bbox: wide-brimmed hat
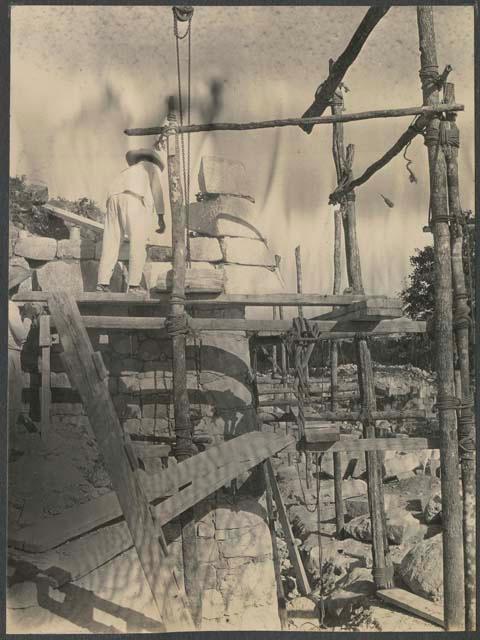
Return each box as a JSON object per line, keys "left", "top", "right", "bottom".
{"left": 9, "top": 264, "right": 32, "bottom": 291}
{"left": 126, "top": 147, "right": 165, "bottom": 170}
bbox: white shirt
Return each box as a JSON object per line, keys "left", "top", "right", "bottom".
{"left": 8, "top": 301, "right": 31, "bottom": 351}
{"left": 107, "top": 160, "right": 165, "bottom": 216}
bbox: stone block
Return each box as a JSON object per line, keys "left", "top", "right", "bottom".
{"left": 145, "top": 261, "right": 224, "bottom": 292}
{"left": 198, "top": 156, "right": 252, "bottom": 199}
{"left": 217, "top": 562, "right": 275, "bottom": 613}
{"left": 57, "top": 238, "right": 95, "bottom": 260}
{"left": 202, "top": 589, "right": 224, "bottom": 620}
{"left": 196, "top": 536, "right": 220, "bottom": 564}
{"left": 218, "top": 523, "right": 272, "bottom": 558}
{"left": 189, "top": 236, "right": 223, "bottom": 262}
{"left": 15, "top": 235, "right": 57, "bottom": 261}
{"left": 223, "top": 264, "right": 284, "bottom": 295}
{"left": 215, "top": 500, "right": 267, "bottom": 530}
{"left": 221, "top": 237, "right": 276, "bottom": 267}
{"left": 197, "top": 522, "right": 215, "bottom": 538}
{"left": 188, "top": 196, "right": 261, "bottom": 239}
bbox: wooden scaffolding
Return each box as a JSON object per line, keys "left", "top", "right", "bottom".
{"left": 13, "top": 4, "right": 474, "bottom": 633}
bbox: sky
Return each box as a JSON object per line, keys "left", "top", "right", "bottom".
{"left": 10, "top": 5, "right": 475, "bottom": 301}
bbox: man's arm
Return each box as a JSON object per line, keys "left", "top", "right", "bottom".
{"left": 8, "top": 301, "right": 31, "bottom": 346}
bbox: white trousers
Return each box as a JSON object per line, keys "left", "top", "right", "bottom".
{"left": 97, "top": 192, "right": 149, "bottom": 287}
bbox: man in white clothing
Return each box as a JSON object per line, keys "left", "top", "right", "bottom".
{"left": 97, "top": 140, "right": 167, "bottom": 294}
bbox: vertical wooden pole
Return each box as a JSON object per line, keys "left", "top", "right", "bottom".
{"left": 295, "top": 245, "right": 304, "bottom": 320}
{"left": 272, "top": 306, "right": 278, "bottom": 378}
{"left": 443, "top": 82, "right": 475, "bottom": 630}
{"left": 330, "top": 77, "right": 346, "bottom": 538}
{"left": 263, "top": 461, "right": 288, "bottom": 629}
{"left": 417, "top": 8, "right": 465, "bottom": 630}
{"left": 330, "top": 76, "right": 389, "bottom": 582}
{"left": 39, "top": 314, "right": 51, "bottom": 441}
{"left": 356, "top": 338, "right": 393, "bottom": 589}
{"left": 166, "top": 98, "right": 201, "bottom": 627}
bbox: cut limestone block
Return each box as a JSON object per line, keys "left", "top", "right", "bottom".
{"left": 188, "top": 196, "right": 262, "bottom": 239}
{"left": 223, "top": 264, "right": 285, "bottom": 295}
{"left": 198, "top": 156, "right": 253, "bottom": 200}
{"left": 145, "top": 261, "right": 224, "bottom": 292}
{"left": 57, "top": 238, "right": 95, "bottom": 260}
{"left": 15, "top": 235, "right": 57, "bottom": 261}
{"left": 189, "top": 236, "right": 223, "bottom": 262}
{"left": 36, "top": 261, "right": 86, "bottom": 293}
{"left": 36, "top": 259, "right": 123, "bottom": 293}
{"left": 221, "top": 237, "right": 276, "bottom": 267}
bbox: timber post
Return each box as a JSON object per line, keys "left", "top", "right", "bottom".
{"left": 166, "top": 97, "right": 201, "bottom": 627}
{"left": 330, "top": 74, "right": 345, "bottom": 537}
{"left": 444, "top": 81, "right": 475, "bottom": 630}
{"left": 356, "top": 338, "right": 393, "bottom": 589}
{"left": 417, "top": 7, "right": 465, "bottom": 630}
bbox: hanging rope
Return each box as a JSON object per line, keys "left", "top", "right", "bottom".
{"left": 173, "top": 6, "right": 193, "bottom": 265}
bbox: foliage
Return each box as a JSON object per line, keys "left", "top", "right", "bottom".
{"left": 400, "top": 246, "right": 435, "bottom": 321}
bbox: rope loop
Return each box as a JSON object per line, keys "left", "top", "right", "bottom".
{"left": 165, "top": 312, "right": 190, "bottom": 337}
{"left": 434, "top": 395, "right": 461, "bottom": 412}
{"left": 373, "top": 565, "right": 395, "bottom": 584}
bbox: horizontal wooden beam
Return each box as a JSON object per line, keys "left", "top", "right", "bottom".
{"left": 12, "top": 291, "right": 387, "bottom": 307}
{"left": 301, "top": 436, "right": 440, "bottom": 453}
{"left": 46, "top": 315, "right": 425, "bottom": 336}
{"left": 303, "top": 409, "right": 427, "bottom": 422}
{"left": 124, "top": 104, "right": 463, "bottom": 137}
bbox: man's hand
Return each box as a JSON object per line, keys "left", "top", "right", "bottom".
{"left": 22, "top": 302, "right": 43, "bottom": 322}
{"left": 156, "top": 215, "right": 166, "bottom": 234}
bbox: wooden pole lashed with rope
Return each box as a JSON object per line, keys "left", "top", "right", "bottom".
{"left": 330, "top": 78, "right": 346, "bottom": 538}
{"left": 443, "top": 82, "right": 475, "bottom": 630}
{"left": 331, "top": 85, "right": 391, "bottom": 587}
{"left": 417, "top": 7, "right": 465, "bottom": 630}
{"left": 166, "top": 96, "right": 201, "bottom": 627}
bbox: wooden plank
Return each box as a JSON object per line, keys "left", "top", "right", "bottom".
{"left": 45, "top": 315, "right": 427, "bottom": 336}
{"left": 48, "top": 290, "right": 194, "bottom": 630}
{"left": 153, "top": 433, "right": 294, "bottom": 527}
{"left": 304, "top": 436, "right": 440, "bottom": 454}
{"left": 124, "top": 103, "right": 463, "bottom": 136}
{"left": 39, "top": 315, "right": 51, "bottom": 440}
{"left": 266, "top": 459, "right": 311, "bottom": 595}
{"left": 377, "top": 588, "right": 444, "bottom": 628}
{"left": 13, "top": 291, "right": 380, "bottom": 307}
{"left": 42, "top": 203, "right": 104, "bottom": 232}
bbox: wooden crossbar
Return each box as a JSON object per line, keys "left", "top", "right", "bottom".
{"left": 302, "top": 436, "right": 440, "bottom": 453}
{"left": 13, "top": 291, "right": 388, "bottom": 307}
{"left": 124, "top": 104, "right": 463, "bottom": 136}
{"left": 41, "top": 315, "right": 427, "bottom": 336}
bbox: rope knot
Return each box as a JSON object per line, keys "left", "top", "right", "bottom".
{"left": 165, "top": 312, "right": 190, "bottom": 337}
{"left": 434, "top": 395, "right": 461, "bottom": 412}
